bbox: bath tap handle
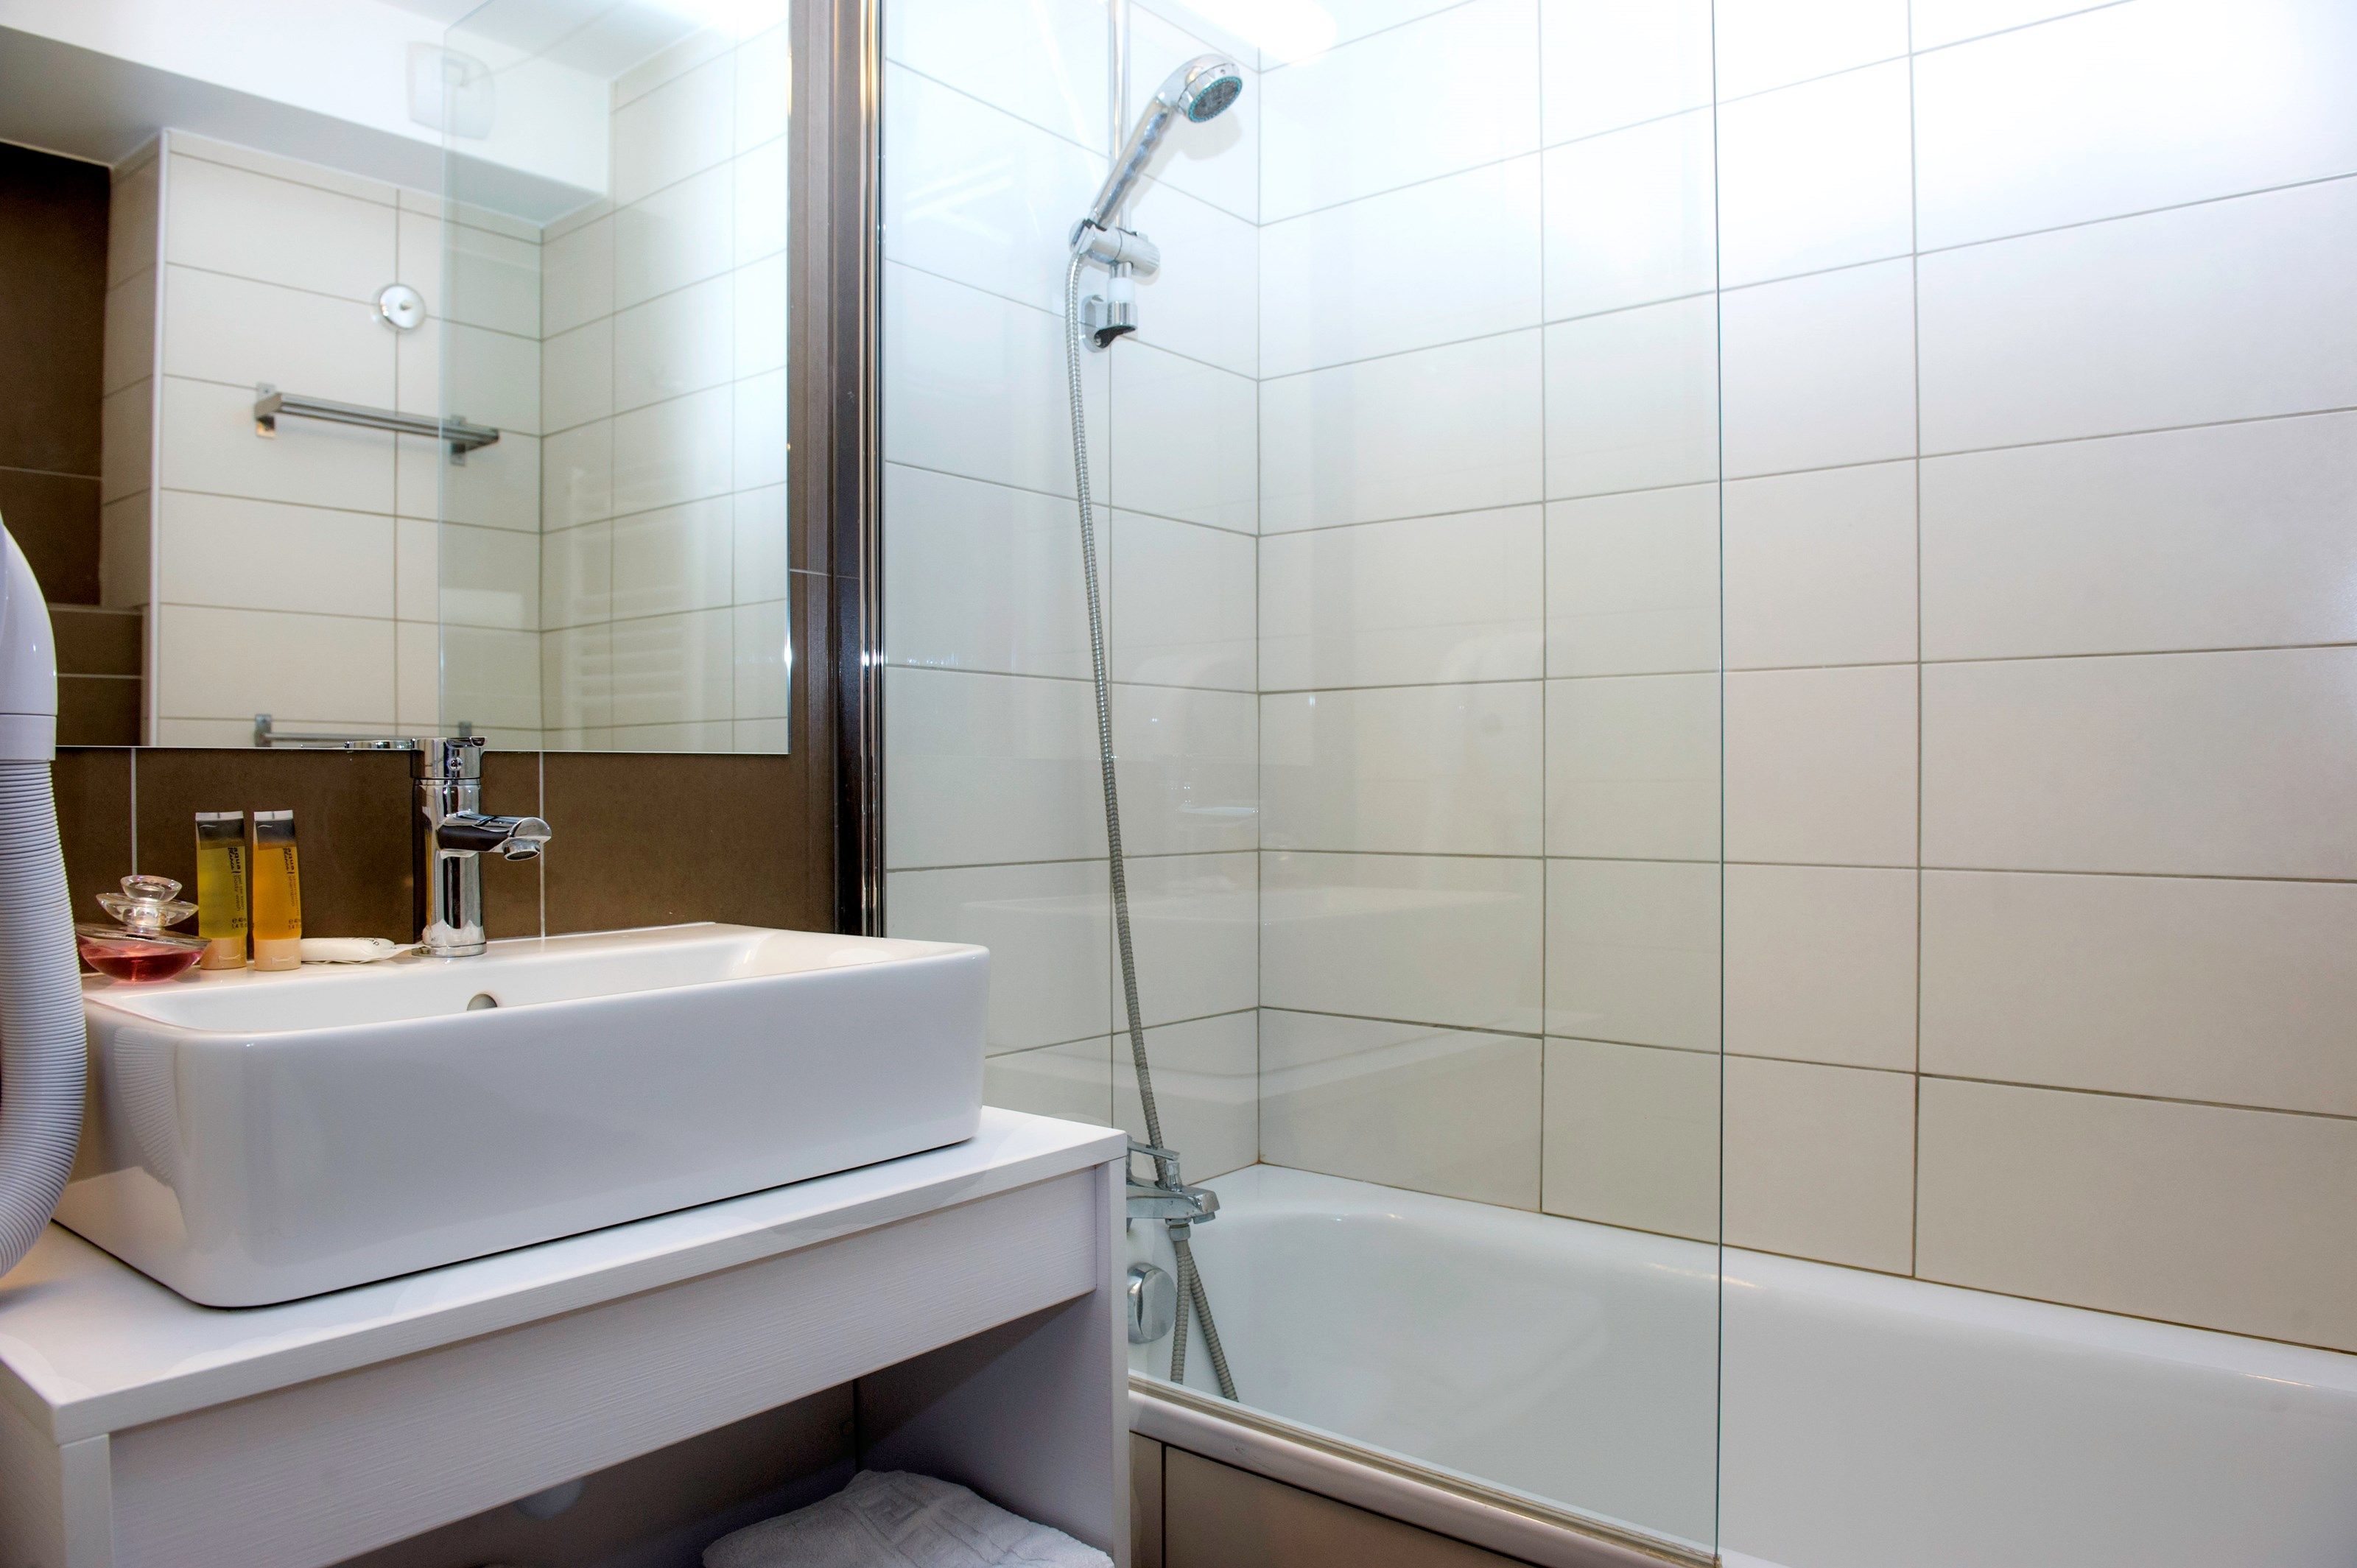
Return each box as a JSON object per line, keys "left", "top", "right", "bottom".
{"left": 436, "top": 812, "right": 552, "bottom": 859}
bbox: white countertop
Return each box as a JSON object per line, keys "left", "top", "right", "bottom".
{"left": 0, "top": 1110, "right": 1125, "bottom": 1444}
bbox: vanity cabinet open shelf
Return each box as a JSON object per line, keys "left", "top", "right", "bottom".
{"left": 0, "top": 1112, "right": 1130, "bottom": 1568}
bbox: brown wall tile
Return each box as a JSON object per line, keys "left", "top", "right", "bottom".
{"left": 0, "top": 468, "right": 102, "bottom": 605}
{"left": 539, "top": 750, "right": 832, "bottom": 935}
{"left": 131, "top": 749, "right": 415, "bottom": 943}
{"left": 1165, "top": 1450, "right": 1539, "bottom": 1568}
{"left": 52, "top": 747, "right": 131, "bottom": 924}
{"left": 0, "top": 143, "right": 107, "bottom": 479}
{"left": 58, "top": 675, "right": 139, "bottom": 747}
{"left": 477, "top": 748, "right": 544, "bottom": 941}
{"left": 51, "top": 605, "right": 140, "bottom": 675}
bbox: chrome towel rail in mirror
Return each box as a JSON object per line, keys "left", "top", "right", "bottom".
{"left": 252, "top": 384, "right": 500, "bottom": 457}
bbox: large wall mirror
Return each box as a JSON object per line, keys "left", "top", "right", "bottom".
{"left": 0, "top": 1, "right": 797, "bottom": 752}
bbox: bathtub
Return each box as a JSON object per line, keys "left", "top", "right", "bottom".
{"left": 1128, "top": 1165, "right": 2357, "bottom": 1568}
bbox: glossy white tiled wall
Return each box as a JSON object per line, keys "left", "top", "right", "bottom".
{"left": 115, "top": 132, "right": 544, "bottom": 747}
{"left": 535, "top": 19, "right": 794, "bottom": 754}
{"left": 878, "top": 0, "right": 1262, "bottom": 1179}
{"left": 1709, "top": 0, "right": 2357, "bottom": 1349}
{"left": 1247, "top": 0, "right": 2357, "bottom": 1359}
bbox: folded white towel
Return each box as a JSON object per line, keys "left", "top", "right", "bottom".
{"left": 703, "top": 1470, "right": 1111, "bottom": 1568}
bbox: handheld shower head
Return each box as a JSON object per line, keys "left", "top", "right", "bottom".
{"left": 1078, "top": 53, "right": 1245, "bottom": 236}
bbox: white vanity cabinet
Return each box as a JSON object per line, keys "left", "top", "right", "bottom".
{"left": 0, "top": 1111, "right": 1129, "bottom": 1568}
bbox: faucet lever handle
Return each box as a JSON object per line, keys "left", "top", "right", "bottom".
{"left": 437, "top": 812, "right": 552, "bottom": 859}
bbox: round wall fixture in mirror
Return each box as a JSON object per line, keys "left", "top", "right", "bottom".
{"left": 376, "top": 282, "right": 426, "bottom": 331}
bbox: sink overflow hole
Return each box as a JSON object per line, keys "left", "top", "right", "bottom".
{"left": 466, "top": 993, "right": 499, "bottom": 1010}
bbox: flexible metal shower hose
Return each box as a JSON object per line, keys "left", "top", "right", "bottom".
{"left": 1061, "top": 255, "right": 1237, "bottom": 1401}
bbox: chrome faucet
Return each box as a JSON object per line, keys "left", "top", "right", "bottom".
{"left": 412, "top": 736, "right": 551, "bottom": 957}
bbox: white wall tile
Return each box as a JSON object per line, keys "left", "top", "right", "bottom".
{"left": 541, "top": 422, "right": 615, "bottom": 530}
{"left": 1545, "top": 857, "right": 1719, "bottom": 1048}
{"left": 732, "top": 368, "right": 787, "bottom": 491}
{"left": 1726, "top": 1056, "right": 1916, "bottom": 1272}
{"left": 1727, "top": 664, "right": 1918, "bottom": 867}
{"left": 155, "top": 603, "right": 394, "bottom": 723}
{"left": 1117, "top": 1012, "right": 1260, "bottom": 1180}
{"left": 1917, "top": 1078, "right": 2357, "bottom": 1351}
{"left": 732, "top": 597, "right": 791, "bottom": 720}
{"left": 1541, "top": 110, "right": 1717, "bottom": 320}
{"left": 1108, "top": 344, "right": 1257, "bottom": 532}
{"left": 102, "top": 275, "right": 156, "bottom": 397}
{"left": 882, "top": 0, "right": 1109, "bottom": 153}
{"left": 1125, "top": 178, "right": 1260, "bottom": 377}
{"left": 613, "top": 386, "right": 734, "bottom": 513}
{"left": 1118, "top": 854, "right": 1260, "bottom": 1028}
{"left": 1909, "top": 0, "right": 2110, "bottom": 49}
{"left": 541, "top": 624, "right": 612, "bottom": 731}
{"left": 1923, "top": 869, "right": 2357, "bottom": 1117}
{"left": 1260, "top": 507, "right": 1545, "bottom": 690}
{"left": 1542, "top": 1037, "right": 1719, "bottom": 1240}
{"left": 734, "top": 136, "right": 790, "bottom": 267}
{"left": 1716, "top": 60, "right": 1914, "bottom": 287}
{"left": 611, "top": 52, "right": 735, "bottom": 207}
{"left": 732, "top": 484, "right": 790, "bottom": 603}
{"left": 396, "top": 619, "right": 440, "bottom": 729}
{"left": 732, "top": 253, "right": 788, "bottom": 379}
{"left": 613, "top": 164, "right": 733, "bottom": 309}
{"left": 883, "top": 264, "right": 1106, "bottom": 499}
{"left": 165, "top": 152, "right": 393, "bottom": 301}
{"left": 443, "top": 625, "right": 543, "bottom": 731}
{"left": 1545, "top": 673, "right": 1720, "bottom": 860}
{"left": 157, "top": 492, "right": 392, "bottom": 619}
{"left": 1713, "top": 0, "right": 1910, "bottom": 98}
{"left": 1721, "top": 258, "right": 1917, "bottom": 477}
{"left": 1108, "top": 512, "right": 1256, "bottom": 689}
{"left": 99, "top": 382, "right": 152, "bottom": 505}
{"left": 409, "top": 321, "right": 540, "bottom": 433}
{"left": 1916, "top": 0, "right": 2357, "bottom": 250}
{"left": 885, "top": 465, "right": 1097, "bottom": 678}
{"left": 440, "top": 520, "right": 538, "bottom": 638}
{"left": 1126, "top": 10, "right": 1260, "bottom": 222}
{"left": 888, "top": 859, "right": 1112, "bottom": 1052}
{"left": 1922, "top": 412, "right": 2357, "bottom": 660}
{"left": 1261, "top": 158, "right": 1542, "bottom": 377}
{"left": 160, "top": 376, "right": 396, "bottom": 513}
{"left": 1260, "top": 1008, "right": 1542, "bottom": 1207}
{"left": 986, "top": 1037, "right": 1116, "bottom": 1125}
{"left": 397, "top": 518, "right": 436, "bottom": 625}
{"left": 1724, "top": 460, "right": 1917, "bottom": 669}
{"left": 540, "top": 521, "right": 611, "bottom": 630}
{"left": 1918, "top": 180, "right": 2357, "bottom": 453}
{"left": 1262, "top": 683, "right": 1544, "bottom": 856}
{"left": 613, "top": 275, "right": 733, "bottom": 412}
{"left": 1262, "top": 331, "right": 1545, "bottom": 530}
{"left": 107, "top": 157, "right": 160, "bottom": 289}
{"left": 881, "top": 63, "right": 1103, "bottom": 314}
{"left": 884, "top": 667, "right": 1108, "bottom": 868}
{"left": 612, "top": 496, "right": 733, "bottom": 618}
{"left": 162, "top": 267, "right": 394, "bottom": 407}
{"left": 541, "top": 319, "right": 614, "bottom": 435}
{"left": 170, "top": 131, "right": 395, "bottom": 205}
{"left": 1261, "top": 0, "right": 1541, "bottom": 220}
{"left": 1262, "top": 852, "right": 1544, "bottom": 1033}
{"left": 1545, "top": 485, "right": 1718, "bottom": 678}
{"left": 1727, "top": 863, "right": 1917, "bottom": 1070}
{"left": 1542, "top": 296, "right": 1718, "bottom": 498}
{"left": 1110, "top": 683, "right": 1259, "bottom": 856}
{"left": 541, "top": 214, "right": 614, "bottom": 336}
{"left": 609, "top": 608, "right": 734, "bottom": 725}
{"left": 1539, "top": 0, "right": 1715, "bottom": 144}
{"left": 406, "top": 213, "right": 541, "bottom": 341}
{"left": 1922, "top": 647, "right": 2357, "bottom": 879}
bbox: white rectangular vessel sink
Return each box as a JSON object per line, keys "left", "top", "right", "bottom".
{"left": 56, "top": 924, "right": 988, "bottom": 1307}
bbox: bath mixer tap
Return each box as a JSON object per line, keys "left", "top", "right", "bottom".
{"left": 412, "top": 736, "right": 550, "bottom": 957}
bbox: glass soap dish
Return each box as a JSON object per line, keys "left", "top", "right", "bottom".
{"left": 78, "top": 874, "right": 208, "bottom": 982}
